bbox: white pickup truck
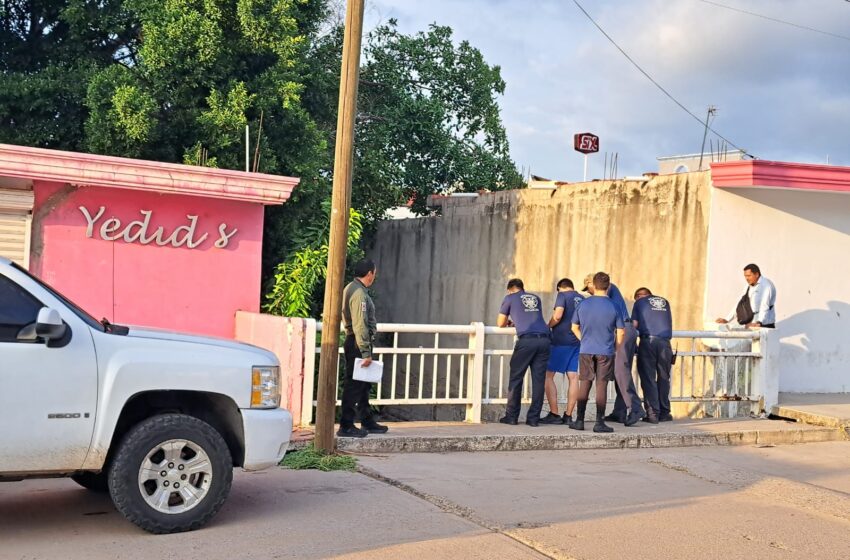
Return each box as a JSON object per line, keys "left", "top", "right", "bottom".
{"left": 0, "top": 256, "right": 292, "bottom": 533}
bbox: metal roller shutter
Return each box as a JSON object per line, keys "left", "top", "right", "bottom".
{"left": 0, "top": 212, "right": 30, "bottom": 267}
{"left": 0, "top": 188, "right": 34, "bottom": 268}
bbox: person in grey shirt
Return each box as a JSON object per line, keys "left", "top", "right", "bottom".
{"left": 716, "top": 263, "right": 777, "bottom": 328}
{"left": 338, "top": 258, "right": 388, "bottom": 438}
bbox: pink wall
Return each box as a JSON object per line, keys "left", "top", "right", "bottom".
{"left": 31, "top": 181, "right": 264, "bottom": 338}
{"left": 235, "top": 312, "right": 306, "bottom": 424}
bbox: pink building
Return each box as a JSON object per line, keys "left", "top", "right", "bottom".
{"left": 0, "top": 144, "right": 299, "bottom": 338}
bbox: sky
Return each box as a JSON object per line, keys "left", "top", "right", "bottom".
{"left": 364, "top": 0, "right": 850, "bottom": 181}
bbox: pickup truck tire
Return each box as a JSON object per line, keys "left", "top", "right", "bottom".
{"left": 108, "top": 413, "right": 233, "bottom": 534}
{"left": 71, "top": 471, "right": 109, "bottom": 492}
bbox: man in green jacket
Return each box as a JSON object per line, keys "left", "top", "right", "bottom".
{"left": 338, "top": 258, "right": 389, "bottom": 438}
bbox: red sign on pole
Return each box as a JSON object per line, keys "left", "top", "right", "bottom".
{"left": 574, "top": 132, "right": 599, "bottom": 154}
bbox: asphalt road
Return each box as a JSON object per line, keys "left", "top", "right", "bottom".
{"left": 3, "top": 441, "right": 850, "bottom": 559}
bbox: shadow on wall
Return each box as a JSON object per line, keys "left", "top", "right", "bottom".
{"left": 776, "top": 300, "right": 850, "bottom": 393}
{"left": 729, "top": 188, "right": 850, "bottom": 238}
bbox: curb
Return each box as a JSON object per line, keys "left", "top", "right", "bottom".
{"left": 336, "top": 426, "right": 844, "bottom": 454}
{"left": 771, "top": 405, "right": 850, "bottom": 430}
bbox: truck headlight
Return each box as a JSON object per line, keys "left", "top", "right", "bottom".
{"left": 251, "top": 366, "right": 281, "bottom": 408}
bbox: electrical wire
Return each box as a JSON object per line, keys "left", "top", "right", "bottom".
{"left": 570, "top": 0, "right": 754, "bottom": 158}
{"left": 696, "top": 0, "right": 850, "bottom": 43}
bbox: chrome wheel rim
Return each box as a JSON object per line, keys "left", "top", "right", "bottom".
{"left": 138, "top": 439, "right": 213, "bottom": 515}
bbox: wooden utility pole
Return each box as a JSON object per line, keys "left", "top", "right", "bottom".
{"left": 314, "top": 0, "right": 365, "bottom": 453}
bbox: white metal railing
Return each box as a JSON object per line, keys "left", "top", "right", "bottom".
{"left": 300, "top": 321, "right": 773, "bottom": 426}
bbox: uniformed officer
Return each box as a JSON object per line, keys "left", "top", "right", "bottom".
{"left": 570, "top": 272, "right": 624, "bottom": 433}
{"left": 496, "top": 278, "right": 551, "bottom": 427}
{"left": 541, "top": 278, "right": 584, "bottom": 425}
{"left": 632, "top": 287, "right": 674, "bottom": 423}
{"left": 583, "top": 273, "right": 644, "bottom": 426}
{"left": 338, "top": 259, "right": 388, "bottom": 438}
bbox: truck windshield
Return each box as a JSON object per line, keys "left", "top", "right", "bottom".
{"left": 12, "top": 263, "right": 106, "bottom": 332}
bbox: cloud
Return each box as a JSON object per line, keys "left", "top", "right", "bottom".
{"left": 368, "top": 0, "right": 850, "bottom": 179}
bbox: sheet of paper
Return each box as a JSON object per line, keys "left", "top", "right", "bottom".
{"left": 353, "top": 358, "right": 384, "bottom": 383}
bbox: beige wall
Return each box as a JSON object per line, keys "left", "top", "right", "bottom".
{"left": 370, "top": 172, "right": 711, "bottom": 332}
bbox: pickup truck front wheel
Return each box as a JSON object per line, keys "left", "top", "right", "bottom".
{"left": 108, "top": 413, "right": 233, "bottom": 534}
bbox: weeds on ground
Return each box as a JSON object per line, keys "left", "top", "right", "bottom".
{"left": 282, "top": 443, "right": 357, "bottom": 472}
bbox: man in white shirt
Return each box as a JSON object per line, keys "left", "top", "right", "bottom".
{"left": 716, "top": 263, "right": 777, "bottom": 328}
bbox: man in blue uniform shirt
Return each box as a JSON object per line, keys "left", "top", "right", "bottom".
{"left": 583, "top": 273, "right": 644, "bottom": 426}
{"left": 541, "top": 278, "right": 584, "bottom": 425}
{"left": 570, "top": 272, "right": 624, "bottom": 433}
{"left": 497, "top": 278, "right": 551, "bottom": 426}
{"left": 632, "top": 287, "right": 674, "bottom": 423}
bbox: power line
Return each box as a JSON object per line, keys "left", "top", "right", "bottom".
{"left": 570, "top": 0, "right": 753, "bottom": 158}
{"left": 696, "top": 0, "right": 850, "bottom": 43}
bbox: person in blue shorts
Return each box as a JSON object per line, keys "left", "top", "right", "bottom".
{"left": 540, "top": 278, "right": 584, "bottom": 425}
{"left": 570, "top": 272, "right": 625, "bottom": 433}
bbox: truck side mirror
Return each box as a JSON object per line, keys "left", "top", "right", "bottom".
{"left": 35, "top": 307, "right": 67, "bottom": 341}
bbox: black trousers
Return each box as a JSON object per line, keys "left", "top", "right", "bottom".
{"left": 340, "top": 335, "right": 374, "bottom": 427}
{"left": 505, "top": 336, "right": 551, "bottom": 421}
{"left": 637, "top": 336, "right": 673, "bottom": 417}
{"left": 612, "top": 323, "right": 642, "bottom": 417}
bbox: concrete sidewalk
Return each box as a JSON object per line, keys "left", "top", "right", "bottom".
{"left": 772, "top": 393, "right": 850, "bottom": 429}
{"left": 355, "top": 442, "right": 850, "bottom": 560}
{"left": 332, "top": 417, "right": 844, "bottom": 453}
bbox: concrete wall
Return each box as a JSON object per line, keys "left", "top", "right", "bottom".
{"left": 371, "top": 191, "right": 517, "bottom": 327}
{"left": 235, "top": 312, "right": 305, "bottom": 425}
{"left": 370, "top": 172, "right": 711, "bottom": 332}
{"left": 704, "top": 186, "right": 850, "bottom": 392}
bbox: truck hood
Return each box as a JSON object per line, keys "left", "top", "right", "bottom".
{"left": 126, "top": 326, "right": 277, "bottom": 361}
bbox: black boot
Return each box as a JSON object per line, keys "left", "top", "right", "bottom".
{"left": 625, "top": 407, "right": 646, "bottom": 427}
{"left": 594, "top": 405, "right": 614, "bottom": 432}
{"left": 337, "top": 425, "right": 368, "bottom": 438}
{"left": 539, "top": 412, "right": 564, "bottom": 425}
{"left": 362, "top": 420, "right": 389, "bottom": 434}
{"left": 593, "top": 420, "right": 614, "bottom": 433}
{"left": 570, "top": 401, "right": 586, "bottom": 431}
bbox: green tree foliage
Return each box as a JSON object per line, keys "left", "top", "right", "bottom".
{"left": 264, "top": 200, "right": 363, "bottom": 318}
{"left": 354, "top": 20, "right": 523, "bottom": 217}
{"left": 0, "top": 1, "right": 522, "bottom": 316}
{"left": 0, "top": 0, "right": 138, "bottom": 149}
{"left": 302, "top": 20, "right": 523, "bottom": 223}
{"left": 83, "top": 0, "right": 325, "bottom": 175}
